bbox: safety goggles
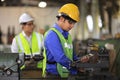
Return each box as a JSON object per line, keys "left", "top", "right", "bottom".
{"left": 65, "top": 18, "right": 76, "bottom": 24}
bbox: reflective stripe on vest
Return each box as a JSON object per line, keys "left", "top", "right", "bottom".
{"left": 42, "top": 48, "right": 46, "bottom": 77}
{"left": 16, "top": 34, "right": 24, "bottom": 52}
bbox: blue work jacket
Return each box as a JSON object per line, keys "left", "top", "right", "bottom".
{"left": 44, "top": 23, "right": 78, "bottom": 75}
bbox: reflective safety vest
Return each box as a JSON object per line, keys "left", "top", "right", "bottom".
{"left": 43, "top": 28, "right": 73, "bottom": 78}
{"left": 15, "top": 32, "right": 43, "bottom": 69}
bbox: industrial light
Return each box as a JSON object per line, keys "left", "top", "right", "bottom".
{"left": 86, "top": 15, "right": 93, "bottom": 32}
{"left": 98, "top": 16, "right": 102, "bottom": 28}
{"left": 1, "top": 0, "right": 5, "bottom": 2}
{"left": 38, "top": 1, "right": 47, "bottom": 8}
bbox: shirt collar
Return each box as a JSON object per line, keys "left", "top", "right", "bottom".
{"left": 53, "top": 23, "right": 63, "bottom": 33}
{"left": 53, "top": 23, "right": 69, "bottom": 38}
{"left": 22, "top": 31, "right": 32, "bottom": 39}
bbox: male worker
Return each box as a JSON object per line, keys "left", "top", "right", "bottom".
{"left": 44, "top": 3, "right": 89, "bottom": 79}
{"left": 11, "top": 13, "right": 44, "bottom": 70}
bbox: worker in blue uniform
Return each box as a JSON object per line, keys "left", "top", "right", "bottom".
{"left": 43, "top": 3, "right": 89, "bottom": 79}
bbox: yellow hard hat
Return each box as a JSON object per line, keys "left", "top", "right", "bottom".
{"left": 58, "top": 3, "right": 80, "bottom": 22}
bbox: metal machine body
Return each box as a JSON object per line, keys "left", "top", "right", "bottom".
{"left": 0, "top": 51, "right": 44, "bottom": 80}
{"left": 0, "top": 52, "right": 20, "bottom": 80}
{"left": 71, "top": 39, "right": 118, "bottom": 80}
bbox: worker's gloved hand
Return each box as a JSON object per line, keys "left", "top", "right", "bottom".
{"left": 24, "top": 58, "right": 37, "bottom": 68}
{"left": 80, "top": 54, "right": 94, "bottom": 63}
{"left": 25, "top": 58, "right": 34, "bottom": 66}
{"left": 80, "top": 55, "right": 90, "bottom": 63}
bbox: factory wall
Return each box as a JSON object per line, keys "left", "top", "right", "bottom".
{"left": 0, "top": 6, "right": 120, "bottom": 44}
{"left": 0, "top": 7, "right": 58, "bottom": 36}
{"left": 0, "top": 6, "right": 81, "bottom": 44}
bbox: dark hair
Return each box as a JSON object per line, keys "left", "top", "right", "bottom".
{"left": 56, "top": 13, "right": 76, "bottom": 22}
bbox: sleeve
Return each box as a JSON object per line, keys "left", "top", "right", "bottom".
{"left": 11, "top": 37, "right": 19, "bottom": 53}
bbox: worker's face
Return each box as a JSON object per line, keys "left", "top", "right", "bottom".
{"left": 22, "top": 21, "right": 35, "bottom": 34}
{"left": 60, "top": 17, "right": 76, "bottom": 31}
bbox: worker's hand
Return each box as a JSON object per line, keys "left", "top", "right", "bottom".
{"left": 80, "top": 54, "right": 94, "bottom": 63}
{"left": 25, "top": 58, "right": 37, "bottom": 67}
{"left": 80, "top": 55, "right": 90, "bottom": 63}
